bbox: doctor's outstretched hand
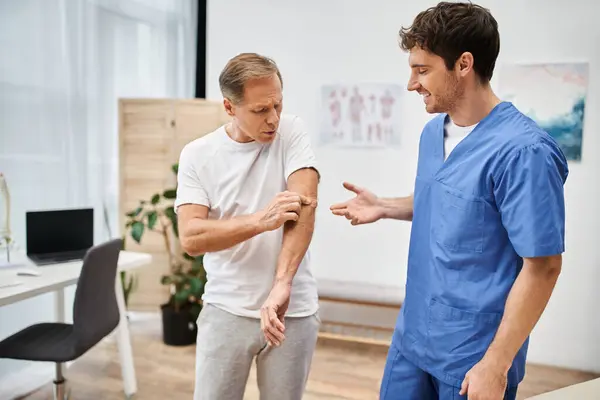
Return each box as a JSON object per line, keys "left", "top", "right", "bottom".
{"left": 330, "top": 182, "right": 383, "bottom": 225}
{"left": 459, "top": 357, "right": 508, "bottom": 400}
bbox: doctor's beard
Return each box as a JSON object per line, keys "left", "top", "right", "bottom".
{"left": 427, "top": 72, "right": 465, "bottom": 114}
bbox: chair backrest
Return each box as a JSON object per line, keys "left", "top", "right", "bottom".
{"left": 72, "top": 238, "right": 122, "bottom": 352}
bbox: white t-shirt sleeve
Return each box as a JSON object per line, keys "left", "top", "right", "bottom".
{"left": 174, "top": 144, "right": 210, "bottom": 212}
{"left": 284, "top": 116, "right": 319, "bottom": 181}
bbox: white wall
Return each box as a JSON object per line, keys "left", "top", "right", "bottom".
{"left": 206, "top": 0, "right": 600, "bottom": 373}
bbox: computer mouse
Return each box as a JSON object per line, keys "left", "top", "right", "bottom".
{"left": 16, "top": 269, "right": 41, "bottom": 277}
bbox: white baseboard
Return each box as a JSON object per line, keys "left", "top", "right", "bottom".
{"left": 126, "top": 310, "right": 160, "bottom": 321}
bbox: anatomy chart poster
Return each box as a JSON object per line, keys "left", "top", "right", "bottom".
{"left": 318, "top": 83, "right": 403, "bottom": 149}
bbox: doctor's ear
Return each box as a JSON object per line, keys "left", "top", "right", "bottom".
{"left": 456, "top": 52, "right": 474, "bottom": 77}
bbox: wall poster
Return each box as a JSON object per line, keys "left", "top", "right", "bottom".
{"left": 499, "top": 62, "right": 588, "bottom": 161}
{"left": 319, "top": 83, "right": 403, "bottom": 149}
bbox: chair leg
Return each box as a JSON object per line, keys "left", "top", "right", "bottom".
{"left": 53, "top": 362, "right": 70, "bottom": 400}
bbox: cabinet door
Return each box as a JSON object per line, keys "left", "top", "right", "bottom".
{"left": 119, "top": 99, "right": 175, "bottom": 253}
{"left": 173, "top": 99, "right": 230, "bottom": 159}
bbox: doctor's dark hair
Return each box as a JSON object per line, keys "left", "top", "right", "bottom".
{"left": 219, "top": 53, "right": 283, "bottom": 105}
{"left": 398, "top": 1, "right": 500, "bottom": 82}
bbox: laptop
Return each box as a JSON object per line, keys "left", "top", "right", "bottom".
{"left": 26, "top": 208, "right": 94, "bottom": 266}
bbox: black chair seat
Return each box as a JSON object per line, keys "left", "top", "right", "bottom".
{"left": 0, "top": 322, "right": 87, "bottom": 363}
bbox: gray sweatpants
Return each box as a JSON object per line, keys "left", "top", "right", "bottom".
{"left": 193, "top": 303, "right": 320, "bottom": 400}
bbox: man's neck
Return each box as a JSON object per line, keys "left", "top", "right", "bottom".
{"left": 448, "top": 84, "right": 502, "bottom": 127}
{"left": 225, "top": 121, "right": 253, "bottom": 143}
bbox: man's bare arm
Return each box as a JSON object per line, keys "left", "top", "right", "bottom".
{"left": 178, "top": 204, "right": 265, "bottom": 256}
{"left": 482, "top": 254, "right": 562, "bottom": 372}
{"left": 274, "top": 168, "right": 319, "bottom": 285}
{"left": 378, "top": 195, "right": 414, "bottom": 221}
{"left": 260, "top": 167, "right": 318, "bottom": 346}
{"left": 178, "top": 190, "right": 313, "bottom": 256}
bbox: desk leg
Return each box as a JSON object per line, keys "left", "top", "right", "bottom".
{"left": 115, "top": 276, "right": 137, "bottom": 397}
{"left": 54, "top": 290, "right": 68, "bottom": 399}
{"left": 54, "top": 290, "right": 65, "bottom": 322}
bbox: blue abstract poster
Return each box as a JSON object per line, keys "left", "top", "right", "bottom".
{"left": 499, "top": 62, "right": 588, "bottom": 161}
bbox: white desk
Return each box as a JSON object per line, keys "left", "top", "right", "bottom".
{"left": 0, "top": 250, "right": 152, "bottom": 398}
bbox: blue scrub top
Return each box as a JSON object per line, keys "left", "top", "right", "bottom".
{"left": 394, "top": 101, "right": 569, "bottom": 389}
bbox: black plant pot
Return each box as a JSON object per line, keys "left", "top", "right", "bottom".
{"left": 160, "top": 303, "right": 198, "bottom": 346}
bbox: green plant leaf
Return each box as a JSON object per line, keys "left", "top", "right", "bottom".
{"left": 163, "top": 189, "right": 176, "bottom": 199}
{"left": 134, "top": 206, "right": 143, "bottom": 216}
{"left": 131, "top": 221, "right": 145, "bottom": 243}
{"left": 174, "top": 289, "right": 190, "bottom": 305}
{"left": 151, "top": 194, "right": 160, "bottom": 205}
{"left": 188, "top": 277, "right": 204, "bottom": 295}
{"left": 146, "top": 211, "right": 158, "bottom": 230}
{"left": 172, "top": 163, "right": 179, "bottom": 175}
{"left": 163, "top": 274, "right": 184, "bottom": 285}
{"left": 182, "top": 252, "right": 195, "bottom": 261}
{"left": 165, "top": 206, "right": 176, "bottom": 219}
{"left": 191, "top": 257, "right": 204, "bottom": 274}
{"left": 165, "top": 206, "right": 178, "bottom": 237}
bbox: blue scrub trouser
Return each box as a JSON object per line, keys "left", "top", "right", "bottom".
{"left": 379, "top": 342, "right": 518, "bottom": 400}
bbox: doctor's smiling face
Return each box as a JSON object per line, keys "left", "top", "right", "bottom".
{"left": 406, "top": 47, "right": 466, "bottom": 114}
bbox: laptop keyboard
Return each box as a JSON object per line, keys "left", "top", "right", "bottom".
{"left": 30, "top": 250, "right": 88, "bottom": 265}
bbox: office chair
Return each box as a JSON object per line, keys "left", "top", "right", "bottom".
{"left": 0, "top": 238, "right": 123, "bottom": 400}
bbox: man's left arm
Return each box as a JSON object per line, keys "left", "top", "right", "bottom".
{"left": 276, "top": 167, "right": 319, "bottom": 284}
{"left": 260, "top": 167, "right": 319, "bottom": 347}
{"left": 461, "top": 142, "right": 569, "bottom": 398}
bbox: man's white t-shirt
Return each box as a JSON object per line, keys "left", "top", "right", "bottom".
{"left": 444, "top": 118, "right": 478, "bottom": 160}
{"left": 174, "top": 114, "right": 319, "bottom": 319}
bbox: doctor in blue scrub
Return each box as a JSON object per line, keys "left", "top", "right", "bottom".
{"left": 330, "top": 2, "right": 569, "bottom": 399}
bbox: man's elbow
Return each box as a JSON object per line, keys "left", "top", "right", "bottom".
{"left": 180, "top": 235, "right": 203, "bottom": 256}
{"left": 179, "top": 225, "right": 208, "bottom": 256}
{"left": 284, "top": 202, "right": 316, "bottom": 233}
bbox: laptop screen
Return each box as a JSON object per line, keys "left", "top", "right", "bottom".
{"left": 26, "top": 208, "right": 94, "bottom": 255}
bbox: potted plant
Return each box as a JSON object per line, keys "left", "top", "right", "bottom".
{"left": 123, "top": 163, "right": 206, "bottom": 346}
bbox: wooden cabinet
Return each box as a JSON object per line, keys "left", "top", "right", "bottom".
{"left": 118, "top": 98, "right": 229, "bottom": 310}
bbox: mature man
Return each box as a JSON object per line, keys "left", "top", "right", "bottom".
{"left": 331, "top": 2, "right": 568, "bottom": 399}
{"left": 175, "top": 52, "right": 320, "bottom": 400}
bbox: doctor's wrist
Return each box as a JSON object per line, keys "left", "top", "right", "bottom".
{"left": 482, "top": 348, "right": 513, "bottom": 375}
{"left": 376, "top": 200, "right": 403, "bottom": 221}
{"left": 375, "top": 205, "right": 389, "bottom": 220}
